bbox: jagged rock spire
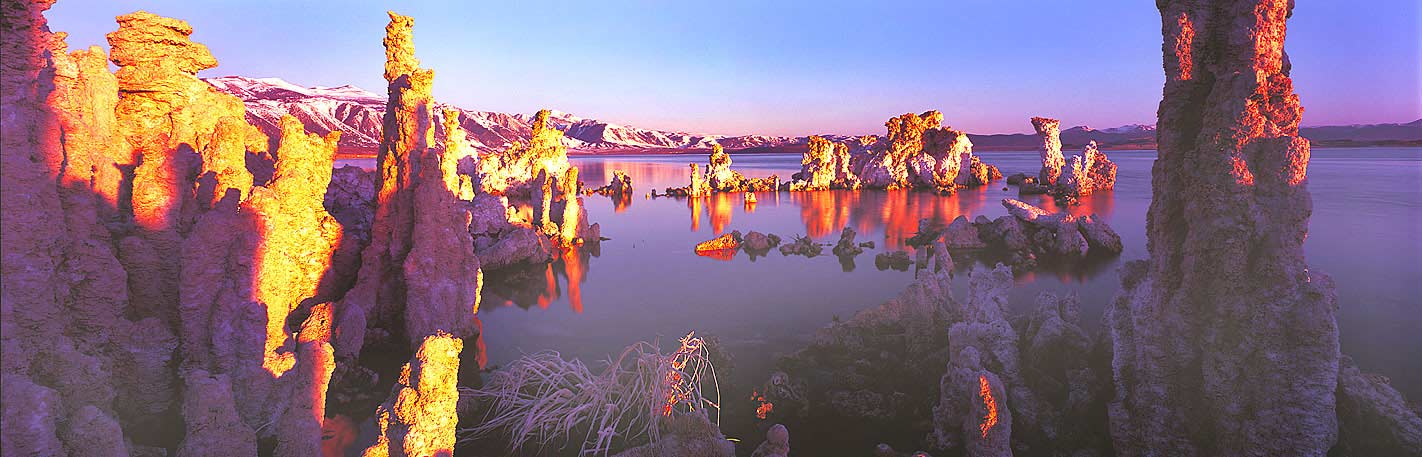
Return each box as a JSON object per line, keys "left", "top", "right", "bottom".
{"left": 1105, "top": 1, "right": 1339, "bottom": 454}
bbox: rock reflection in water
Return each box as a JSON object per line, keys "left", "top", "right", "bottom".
{"left": 480, "top": 246, "right": 594, "bottom": 313}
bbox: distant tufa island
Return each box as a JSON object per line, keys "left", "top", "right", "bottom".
{"left": 208, "top": 75, "right": 1422, "bottom": 156}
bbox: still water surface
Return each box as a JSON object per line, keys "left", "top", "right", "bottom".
{"left": 467, "top": 148, "right": 1422, "bottom": 411}
{"left": 344, "top": 148, "right": 1420, "bottom": 443}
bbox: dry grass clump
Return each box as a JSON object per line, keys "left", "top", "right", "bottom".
{"left": 458, "top": 332, "right": 720, "bottom": 455}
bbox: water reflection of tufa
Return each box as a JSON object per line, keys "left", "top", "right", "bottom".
{"left": 480, "top": 245, "right": 595, "bottom": 313}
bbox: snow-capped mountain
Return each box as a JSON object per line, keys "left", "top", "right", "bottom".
{"left": 205, "top": 76, "right": 812, "bottom": 155}
{"left": 207, "top": 76, "right": 1422, "bottom": 155}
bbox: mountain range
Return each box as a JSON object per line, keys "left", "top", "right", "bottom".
{"left": 207, "top": 76, "right": 1422, "bottom": 156}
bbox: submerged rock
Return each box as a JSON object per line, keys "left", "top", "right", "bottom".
{"left": 832, "top": 226, "right": 864, "bottom": 257}
{"left": 941, "top": 215, "right": 986, "bottom": 250}
{"left": 611, "top": 411, "right": 734, "bottom": 457}
{"left": 750, "top": 424, "right": 791, "bottom": 457}
{"left": 742, "top": 231, "right": 780, "bottom": 252}
{"left": 779, "top": 235, "right": 823, "bottom": 257}
{"left": 874, "top": 250, "right": 913, "bottom": 271}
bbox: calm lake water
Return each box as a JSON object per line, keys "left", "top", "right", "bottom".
{"left": 350, "top": 147, "right": 1421, "bottom": 441}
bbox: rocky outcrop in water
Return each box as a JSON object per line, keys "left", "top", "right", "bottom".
{"left": 591, "top": 169, "right": 634, "bottom": 196}
{"left": 1032, "top": 117, "right": 1064, "bottom": 187}
{"left": 787, "top": 135, "right": 860, "bottom": 191}
{"left": 1057, "top": 140, "right": 1118, "bottom": 197}
{"left": 669, "top": 144, "right": 778, "bottom": 194}
{"left": 706, "top": 144, "right": 743, "bottom": 191}
{"left": 750, "top": 424, "right": 791, "bottom": 457}
{"left": 849, "top": 111, "right": 999, "bottom": 192}
{"left": 1023, "top": 118, "right": 1118, "bottom": 198}
{"left": 1105, "top": 1, "right": 1343, "bottom": 454}
{"left": 930, "top": 265, "right": 1017, "bottom": 457}
{"left": 476, "top": 109, "right": 572, "bottom": 197}
{"left": 1333, "top": 356, "right": 1422, "bottom": 455}
{"left": 362, "top": 333, "right": 463, "bottom": 457}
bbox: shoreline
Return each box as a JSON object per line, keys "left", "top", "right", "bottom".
{"left": 331, "top": 143, "right": 1421, "bottom": 161}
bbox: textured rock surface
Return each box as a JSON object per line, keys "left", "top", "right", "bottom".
{"left": 176, "top": 370, "right": 258, "bottom": 456}
{"left": 1031, "top": 117, "right": 1064, "bottom": 186}
{"left": 1013, "top": 292, "right": 1110, "bottom": 454}
{"left": 335, "top": 12, "right": 482, "bottom": 356}
{"left": 611, "top": 411, "right": 735, "bottom": 457}
{"left": 362, "top": 333, "right": 463, "bottom": 457}
{"left": 476, "top": 109, "right": 572, "bottom": 197}
{"left": 109, "top": 10, "right": 267, "bottom": 326}
{"left": 1105, "top": 1, "right": 1342, "bottom": 454}
{"left": 788, "top": 135, "right": 859, "bottom": 191}
{"left": 3, "top": 5, "right": 507, "bottom": 456}
{"left": 1333, "top": 356, "right": 1422, "bottom": 456}
{"left": 180, "top": 113, "right": 343, "bottom": 442}
{"left": 931, "top": 265, "right": 1018, "bottom": 457}
{"left": 1058, "top": 140, "right": 1118, "bottom": 196}
{"left": 851, "top": 111, "right": 994, "bottom": 191}
{"left": 404, "top": 107, "right": 483, "bottom": 345}
{"left": 769, "top": 242, "right": 957, "bottom": 436}
{"left": 706, "top": 144, "right": 744, "bottom": 191}
{"left": 942, "top": 215, "right": 987, "bottom": 250}
{"left": 750, "top": 424, "right": 791, "bottom": 457}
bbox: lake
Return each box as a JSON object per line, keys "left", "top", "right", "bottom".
{"left": 413, "top": 147, "right": 1419, "bottom": 444}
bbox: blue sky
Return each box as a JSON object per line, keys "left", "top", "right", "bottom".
{"left": 47, "top": 0, "right": 1421, "bottom": 136}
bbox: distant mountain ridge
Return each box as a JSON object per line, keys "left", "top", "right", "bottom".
{"left": 206, "top": 76, "right": 1422, "bottom": 156}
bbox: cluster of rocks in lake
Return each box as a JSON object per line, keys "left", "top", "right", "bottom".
{"left": 0, "top": 4, "right": 600, "bottom": 456}
{"left": 660, "top": 110, "right": 1004, "bottom": 198}
{"left": 750, "top": 1, "right": 1421, "bottom": 456}
{"left": 1002, "top": 116, "right": 1119, "bottom": 203}
{"left": 691, "top": 197, "right": 1121, "bottom": 276}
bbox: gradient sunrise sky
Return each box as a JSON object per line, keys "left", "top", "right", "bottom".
{"left": 46, "top": 0, "right": 1420, "bottom": 137}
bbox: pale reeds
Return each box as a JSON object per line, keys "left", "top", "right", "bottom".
{"left": 458, "top": 332, "right": 720, "bottom": 455}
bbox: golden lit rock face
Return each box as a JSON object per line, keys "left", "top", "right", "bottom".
{"left": 180, "top": 113, "right": 342, "bottom": 441}
{"left": 477, "top": 109, "right": 573, "bottom": 196}
{"left": 108, "top": 9, "right": 266, "bottom": 327}
{"left": 336, "top": 11, "right": 483, "bottom": 356}
{"left": 1106, "top": 1, "right": 1339, "bottom": 455}
{"left": 275, "top": 303, "right": 337, "bottom": 457}
{"left": 363, "top": 333, "right": 463, "bottom": 457}
{"left": 788, "top": 135, "right": 857, "bottom": 191}
{"left": 247, "top": 115, "right": 343, "bottom": 375}
{"left": 853, "top": 110, "right": 992, "bottom": 191}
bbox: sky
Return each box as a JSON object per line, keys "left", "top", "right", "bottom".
{"left": 46, "top": 0, "right": 1421, "bottom": 137}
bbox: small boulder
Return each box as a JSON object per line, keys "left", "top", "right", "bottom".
{"left": 749, "top": 424, "right": 789, "bottom": 457}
